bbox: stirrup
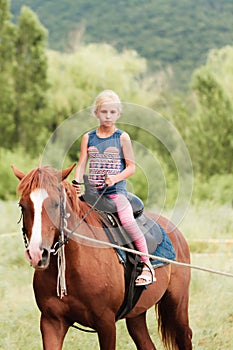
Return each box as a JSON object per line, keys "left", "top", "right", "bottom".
{"left": 135, "top": 263, "right": 156, "bottom": 287}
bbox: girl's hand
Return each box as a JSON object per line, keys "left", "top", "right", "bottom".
{"left": 72, "top": 180, "right": 82, "bottom": 195}
{"left": 105, "top": 175, "right": 116, "bottom": 187}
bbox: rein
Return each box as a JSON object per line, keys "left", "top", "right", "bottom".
{"left": 19, "top": 181, "right": 105, "bottom": 332}
{"left": 19, "top": 180, "right": 108, "bottom": 254}
{"left": 56, "top": 184, "right": 99, "bottom": 332}
{"left": 19, "top": 182, "right": 108, "bottom": 296}
{"left": 51, "top": 183, "right": 109, "bottom": 253}
{"left": 50, "top": 183, "right": 109, "bottom": 298}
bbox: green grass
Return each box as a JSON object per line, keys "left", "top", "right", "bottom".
{"left": 190, "top": 254, "right": 233, "bottom": 349}
{"left": 0, "top": 200, "right": 20, "bottom": 234}
{"left": 178, "top": 202, "right": 233, "bottom": 240}
{"left": 0, "top": 201, "right": 233, "bottom": 349}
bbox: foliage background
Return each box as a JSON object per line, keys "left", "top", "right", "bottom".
{"left": 0, "top": 1, "right": 233, "bottom": 349}
{"left": 0, "top": 0, "right": 232, "bottom": 207}
{"left": 10, "top": 0, "right": 233, "bottom": 89}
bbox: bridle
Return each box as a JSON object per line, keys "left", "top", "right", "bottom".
{"left": 18, "top": 180, "right": 108, "bottom": 331}
{"left": 18, "top": 210, "right": 29, "bottom": 249}
{"left": 50, "top": 185, "right": 71, "bottom": 255}
{"left": 52, "top": 182, "right": 109, "bottom": 254}
{"left": 19, "top": 182, "right": 108, "bottom": 255}
{"left": 18, "top": 185, "right": 69, "bottom": 253}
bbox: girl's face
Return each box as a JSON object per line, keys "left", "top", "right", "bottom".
{"left": 95, "top": 103, "right": 120, "bottom": 127}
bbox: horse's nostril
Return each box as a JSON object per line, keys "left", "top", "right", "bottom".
{"left": 42, "top": 248, "right": 49, "bottom": 259}
{"left": 38, "top": 249, "right": 50, "bottom": 267}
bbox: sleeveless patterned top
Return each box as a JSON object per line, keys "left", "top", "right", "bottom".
{"left": 87, "top": 129, "right": 127, "bottom": 195}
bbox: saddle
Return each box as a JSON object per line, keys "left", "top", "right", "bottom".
{"left": 80, "top": 176, "right": 165, "bottom": 320}
{"left": 81, "top": 175, "right": 163, "bottom": 253}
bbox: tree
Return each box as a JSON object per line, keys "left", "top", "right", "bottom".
{"left": 45, "top": 43, "right": 160, "bottom": 147}
{"left": 205, "top": 45, "right": 233, "bottom": 103}
{"left": 13, "top": 6, "right": 49, "bottom": 154}
{"left": 191, "top": 66, "right": 233, "bottom": 176}
{"left": 46, "top": 43, "right": 154, "bottom": 127}
{"left": 0, "top": 0, "right": 16, "bottom": 148}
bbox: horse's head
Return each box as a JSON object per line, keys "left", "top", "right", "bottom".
{"left": 12, "top": 164, "right": 76, "bottom": 269}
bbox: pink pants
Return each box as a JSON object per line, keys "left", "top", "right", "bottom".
{"left": 108, "top": 193, "right": 148, "bottom": 263}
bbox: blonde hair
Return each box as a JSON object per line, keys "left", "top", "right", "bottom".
{"left": 92, "top": 90, "right": 122, "bottom": 116}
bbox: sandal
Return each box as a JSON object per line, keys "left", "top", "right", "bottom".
{"left": 135, "top": 263, "right": 156, "bottom": 287}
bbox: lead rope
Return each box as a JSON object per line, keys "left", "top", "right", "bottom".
{"left": 57, "top": 232, "right": 67, "bottom": 298}
{"left": 55, "top": 185, "right": 108, "bottom": 298}
{"left": 56, "top": 189, "right": 69, "bottom": 298}
{"left": 55, "top": 182, "right": 110, "bottom": 298}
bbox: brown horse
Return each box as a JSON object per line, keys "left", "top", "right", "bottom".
{"left": 12, "top": 164, "right": 192, "bottom": 350}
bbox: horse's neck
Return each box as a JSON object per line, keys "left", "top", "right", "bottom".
{"left": 62, "top": 192, "right": 110, "bottom": 253}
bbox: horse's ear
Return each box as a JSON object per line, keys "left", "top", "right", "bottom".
{"left": 60, "top": 163, "right": 76, "bottom": 181}
{"left": 11, "top": 165, "right": 26, "bottom": 180}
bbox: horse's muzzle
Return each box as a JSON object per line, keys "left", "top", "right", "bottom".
{"left": 25, "top": 247, "right": 51, "bottom": 269}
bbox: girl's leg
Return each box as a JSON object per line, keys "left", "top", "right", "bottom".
{"left": 108, "top": 194, "right": 154, "bottom": 285}
{"left": 108, "top": 194, "right": 148, "bottom": 258}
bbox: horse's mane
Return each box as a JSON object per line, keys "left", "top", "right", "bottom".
{"left": 18, "top": 166, "right": 60, "bottom": 195}
{"left": 63, "top": 179, "right": 103, "bottom": 230}
{"left": 18, "top": 166, "right": 102, "bottom": 228}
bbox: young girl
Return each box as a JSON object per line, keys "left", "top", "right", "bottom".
{"left": 73, "top": 90, "right": 155, "bottom": 286}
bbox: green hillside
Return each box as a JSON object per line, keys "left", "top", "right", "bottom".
{"left": 9, "top": 0, "right": 233, "bottom": 87}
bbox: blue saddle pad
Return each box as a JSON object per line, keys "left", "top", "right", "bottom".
{"left": 150, "top": 224, "right": 176, "bottom": 267}
{"left": 117, "top": 223, "right": 176, "bottom": 268}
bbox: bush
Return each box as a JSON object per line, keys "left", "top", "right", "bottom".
{"left": 193, "top": 174, "right": 233, "bottom": 205}
{"left": 0, "top": 148, "right": 37, "bottom": 200}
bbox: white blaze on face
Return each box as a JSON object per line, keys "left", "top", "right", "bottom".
{"left": 30, "top": 188, "right": 49, "bottom": 250}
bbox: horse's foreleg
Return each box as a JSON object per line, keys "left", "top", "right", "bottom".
{"left": 95, "top": 314, "right": 117, "bottom": 350}
{"left": 40, "top": 314, "right": 69, "bottom": 350}
{"left": 126, "top": 312, "right": 156, "bottom": 350}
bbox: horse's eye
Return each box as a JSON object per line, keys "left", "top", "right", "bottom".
{"left": 54, "top": 201, "right": 59, "bottom": 209}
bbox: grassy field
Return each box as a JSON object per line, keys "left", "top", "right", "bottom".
{"left": 0, "top": 201, "right": 232, "bottom": 349}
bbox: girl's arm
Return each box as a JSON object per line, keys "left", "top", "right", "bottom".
{"left": 105, "top": 132, "right": 135, "bottom": 186}
{"left": 73, "top": 133, "right": 89, "bottom": 193}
